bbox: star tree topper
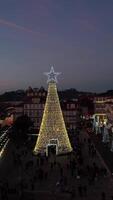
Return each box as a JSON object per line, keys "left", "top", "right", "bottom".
{"left": 45, "top": 66, "right": 61, "bottom": 83}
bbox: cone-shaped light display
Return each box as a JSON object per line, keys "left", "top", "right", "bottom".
{"left": 34, "top": 67, "right": 72, "bottom": 155}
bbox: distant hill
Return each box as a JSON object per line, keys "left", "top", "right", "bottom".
{"left": 0, "top": 88, "right": 79, "bottom": 102}
{"left": 0, "top": 87, "right": 112, "bottom": 102}
{"left": 96, "top": 90, "right": 113, "bottom": 97}
{"left": 58, "top": 88, "right": 79, "bottom": 100}
{"left": 0, "top": 90, "right": 25, "bottom": 102}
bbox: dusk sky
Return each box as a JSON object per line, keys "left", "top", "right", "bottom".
{"left": 0, "top": 0, "right": 113, "bottom": 93}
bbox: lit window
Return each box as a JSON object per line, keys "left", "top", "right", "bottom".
{"left": 26, "top": 104, "right": 29, "bottom": 109}
{"left": 70, "top": 104, "right": 75, "bottom": 109}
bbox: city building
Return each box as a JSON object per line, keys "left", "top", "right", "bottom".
{"left": 93, "top": 96, "right": 108, "bottom": 125}
{"left": 93, "top": 95, "right": 113, "bottom": 133}
{"left": 23, "top": 87, "right": 46, "bottom": 130}
{"left": 0, "top": 86, "right": 80, "bottom": 131}
{"left": 61, "top": 99, "right": 78, "bottom": 131}
{"left": 12, "top": 86, "right": 78, "bottom": 131}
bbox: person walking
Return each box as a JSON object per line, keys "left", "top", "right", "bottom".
{"left": 101, "top": 192, "right": 106, "bottom": 200}
{"left": 83, "top": 185, "right": 87, "bottom": 197}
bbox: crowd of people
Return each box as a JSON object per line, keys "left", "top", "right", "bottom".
{"left": 0, "top": 127, "right": 113, "bottom": 199}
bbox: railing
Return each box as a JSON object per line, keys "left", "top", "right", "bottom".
{"left": 0, "top": 127, "right": 11, "bottom": 157}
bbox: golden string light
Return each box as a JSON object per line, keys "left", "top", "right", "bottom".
{"left": 34, "top": 67, "right": 72, "bottom": 155}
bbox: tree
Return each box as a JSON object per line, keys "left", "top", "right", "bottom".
{"left": 9, "top": 115, "right": 33, "bottom": 144}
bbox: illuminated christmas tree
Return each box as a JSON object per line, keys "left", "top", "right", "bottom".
{"left": 34, "top": 67, "right": 72, "bottom": 156}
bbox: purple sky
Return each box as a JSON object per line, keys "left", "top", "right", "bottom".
{"left": 0, "top": 0, "right": 113, "bottom": 93}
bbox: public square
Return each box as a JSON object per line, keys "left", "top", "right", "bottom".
{"left": 0, "top": 128, "right": 113, "bottom": 200}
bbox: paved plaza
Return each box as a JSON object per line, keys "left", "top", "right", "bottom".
{"left": 0, "top": 129, "right": 113, "bottom": 200}
{"left": 90, "top": 132, "right": 113, "bottom": 175}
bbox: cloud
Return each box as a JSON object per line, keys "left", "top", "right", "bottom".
{"left": 0, "top": 18, "right": 39, "bottom": 34}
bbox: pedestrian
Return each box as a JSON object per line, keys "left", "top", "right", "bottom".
{"left": 101, "top": 192, "right": 106, "bottom": 200}
{"left": 83, "top": 185, "right": 87, "bottom": 196}
{"left": 44, "top": 171, "right": 48, "bottom": 180}
{"left": 31, "top": 182, "right": 35, "bottom": 190}
{"left": 64, "top": 176, "right": 68, "bottom": 186}
{"left": 51, "top": 162, "right": 53, "bottom": 170}
{"left": 84, "top": 138, "right": 86, "bottom": 143}
{"left": 60, "top": 167, "right": 63, "bottom": 176}
{"left": 70, "top": 189, "right": 76, "bottom": 199}
{"left": 78, "top": 185, "right": 82, "bottom": 197}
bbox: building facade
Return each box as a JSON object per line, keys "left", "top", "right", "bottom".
{"left": 93, "top": 95, "right": 113, "bottom": 127}
{"left": 13, "top": 87, "right": 78, "bottom": 131}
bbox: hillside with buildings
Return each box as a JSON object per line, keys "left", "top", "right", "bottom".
{"left": 0, "top": 87, "right": 113, "bottom": 131}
